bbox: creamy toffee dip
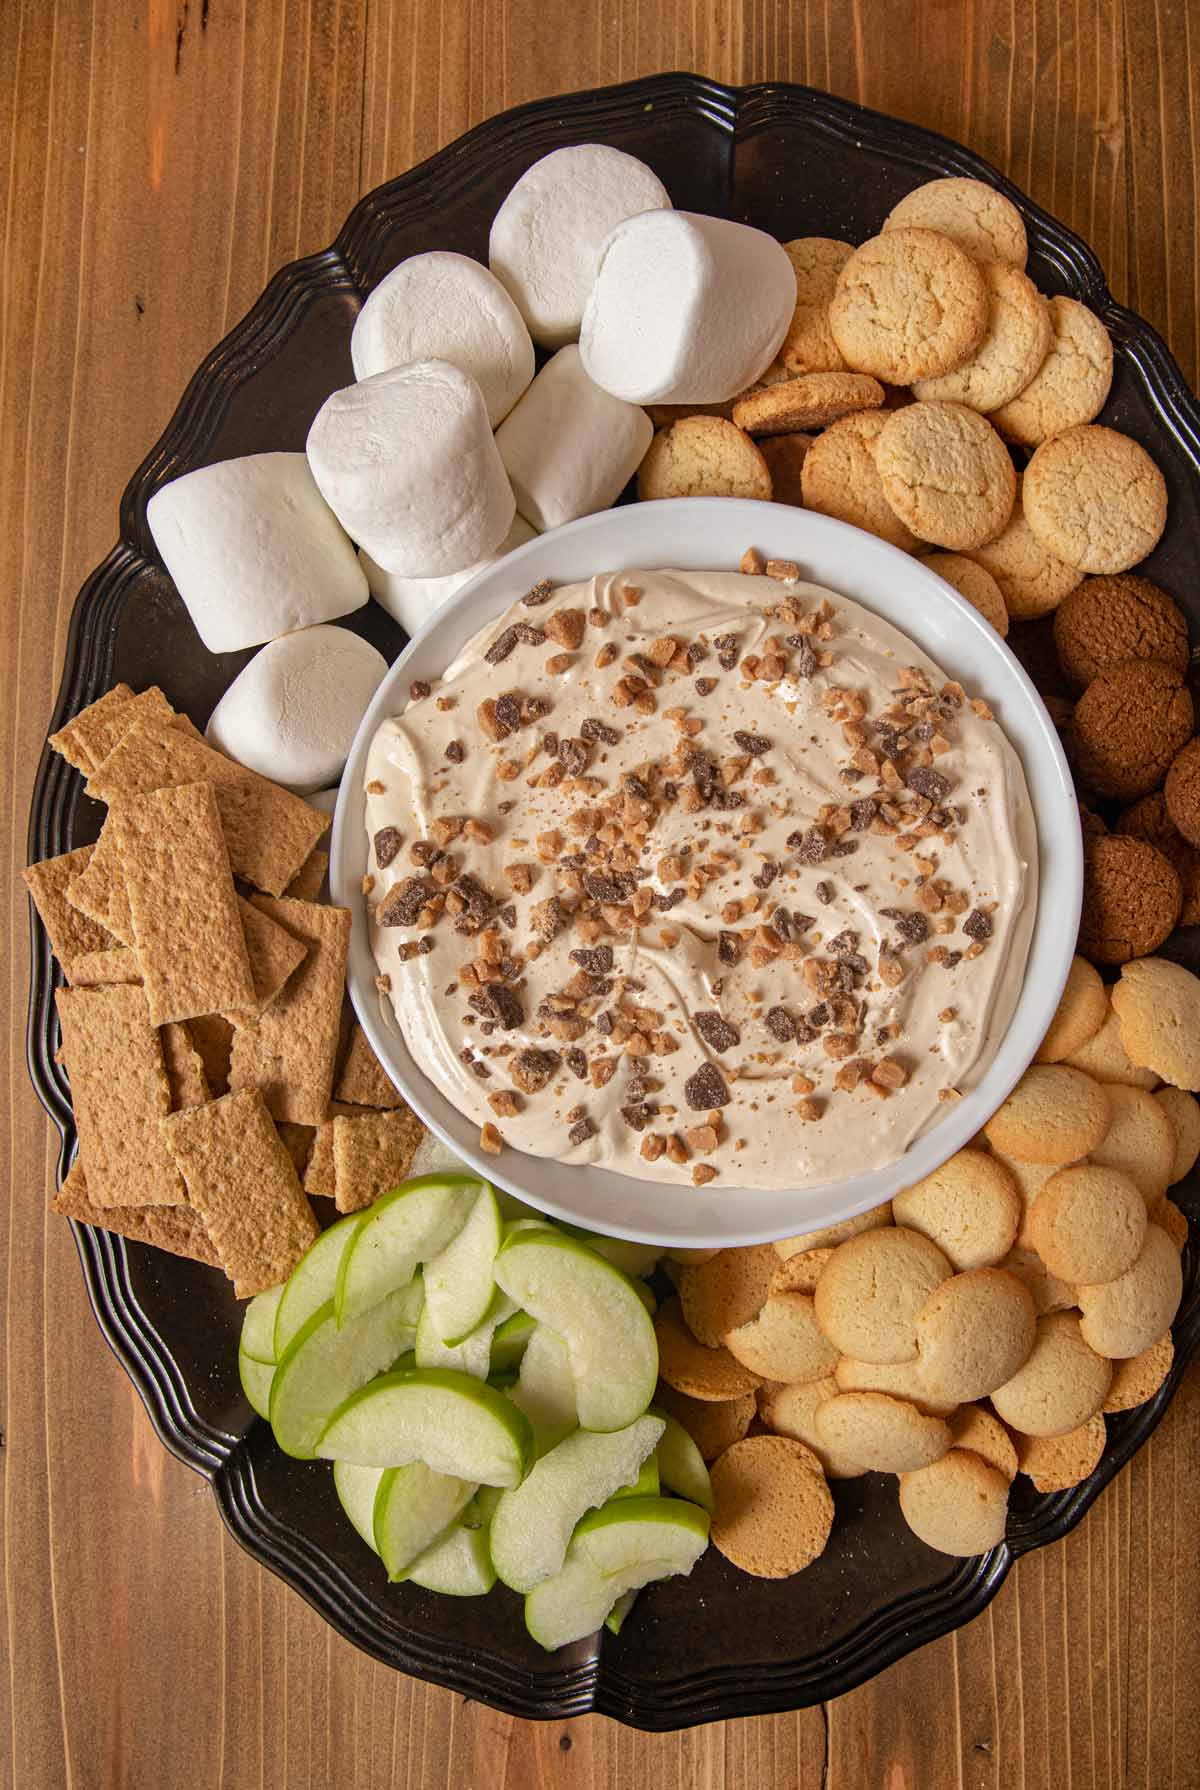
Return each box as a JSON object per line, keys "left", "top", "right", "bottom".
{"left": 364, "top": 569, "right": 1037, "bottom": 1191}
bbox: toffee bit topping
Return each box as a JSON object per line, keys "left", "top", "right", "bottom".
{"left": 580, "top": 717, "right": 620, "bottom": 745}
{"left": 694, "top": 1011, "right": 740, "bottom": 1052}
{"left": 814, "top": 880, "right": 834, "bottom": 905}
{"left": 849, "top": 797, "right": 877, "bottom": 830}
{"left": 906, "top": 766, "right": 952, "bottom": 802}
{"left": 881, "top": 907, "right": 929, "bottom": 947}
{"left": 828, "top": 930, "right": 858, "bottom": 956}
{"left": 494, "top": 691, "right": 523, "bottom": 735}
{"left": 654, "top": 888, "right": 686, "bottom": 911}
{"left": 963, "top": 908, "right": 993, "bottom": 941}
{"left": 751, "top": 860, "right": 779, "bottom": 890}
{"left": 765, "top": 1006, "right": 797, "bottom": 1042}
{"left": 564, "top": 1047, "right": 588, "bottom": 1079}
{"left": 695, "top": 676, "right": 718, "bottom": 697}
{"left": 445, "top": 740, "right": 466, "bottom": 763}
{"left": 733, "top": 730, "right": 772, "bottom": 757}
{"left": 570, "top": 945, "right": 614, "bottom": 975}
{"left": 530, "top": 896, "right": 569, "bottom": 941}
{"left": 684, "top": 1062, "right": 730, "bottom": 1110}
{"left": 714, "top": 634, "right": 740, "bottom": 671}
{"left": 568, "top": 1116, "right": 597, "bottom": 1146}
{"left": 788, "top": 826, "right": 828, "bottom": 864}
{"left": 521, "top": 578, "right": 555, "bottom": 607}
{"left": 409, "top": 680, "right": 431, "bottom": 702}
{"left": 621, "top": 1102, "right": 657, "bottom": 1131}
{"left": 486, "top": 623, "right": 545, "bottom": 664}
{"left": 557, "top": 736, "right": 590, "bottom": 776}
{"left": 511, "top": 1047, "right": 560, "bottom": 1093}
{"left": 583, "top": 870, "right": 638, "bottom": 903}
{"left": 377, "top": 876, "right": 435, "bottom": 927}
{"left": 718, "top": 930, "right": 743, "bottom": 966}
{"left": 374, "top": 826, "right": 404, "bottom": 869}
{"left": 481, "top": 985, "right": 524, "bottom": 1030}
{"left": 788, "top": 636, "right": 819, "bottom": 678}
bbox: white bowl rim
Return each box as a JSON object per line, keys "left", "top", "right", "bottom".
{"left": 332, "top": 497, "right": 1082, "bottom": 1248}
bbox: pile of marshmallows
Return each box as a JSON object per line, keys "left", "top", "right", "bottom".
{"left": 145, "top": 144, "right": 799, "bottom": 793}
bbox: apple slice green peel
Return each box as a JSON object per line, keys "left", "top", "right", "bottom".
{"left": 506, "top": 1323, "right": 578, "bottom": 1456}
{"left": 405, "top": 1504, "right": 496, "bottom": 1596}
{"left": 416, "top": 1286, "right": 518, "bottom": 1379}
{"left": 274, "top": 1213, "right": 364, "bottom": 1358}
{"left": 335, "top": 1174, "right": 484, "bottom": 1328}
{"left": 269, "top": 1289, "right": 417, "bottom": 1459}
{"left": 524, "top": 1496, "right": 710, "bottom": 1652}
{"left": 238, "top": 1347, "right": 275, "bottom": 1420}
{"left": 650, "top": 1407, "right": 714, "bottom": 1512}
{"left": 422, "top": 1183, "right": 502, "bottom": 1344}
{"left": 241, "top": 1285, "right": 284, "bottom": 1365}
{"left": 333, "top": 1461, "right": 386, "bottom": 1552}
{"left": 316, "top": 1366, "right": 534, "bottom": 1488}
{"left": 373, "top": 1461, "right": 477, "bottom": 1580}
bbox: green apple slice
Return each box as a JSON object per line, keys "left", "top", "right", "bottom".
{"left": 524, "top": 1498, "right": 709, "bottom": 1652}
{"left": 417, "top": 1286, "right": 519, "bottom": 1378}
{"left": 490, "top": 1415, "right": 664, "bottom": 1592}
{"left": 269, "top": 1289, "right": 417, "bottom": 1459}
{"left": 241, "top": 1285, "right": 285, "bottom": 1364}
{"left": 631, "top": 1279, "right": 657, "bottom": 1316}
{"left": 316, "top": 1367, "right": 535, "bottom": 1488}
{"left": 650, "top": 1407, "right": 714, "bottom": 1513}
{"left": 605, "top": 1590, "right": 637, "bottom": 1636}
{"left": 238, "top": 1346, "right": 275, "bottom": 1420}
{"left": 613, "top": 1455, "right": 660, "bottom": 1499}
{"left": 423, "top": 1182, "right": 502, "bottom": 1344}
{"left": 490, "top": 1310, "right": 537, "bottom": 1376}
{"left": 373, "top": 1461, "right": 477, "bottom": 1579}
{"left": 335, "top": 1175, "right": 483, "bottom": 1328}
{"left": 562, "top": 1227, "right": 664, "bottom": 1279}
{"left": 494, "top": 1232, "right": 658, "bottom": 1431}
{"left": 333, "top": 1460, "right": 385, "bottom": 1552}
{"left": 405, "top": 1511, "right": 496, "bottom": 1596}
{"left": 507, "top": 1324, "right": 578, "bottom": 1455}
{"left": 472, "top": 1484, "right": 503, "bottom": 1525}
{"left": 274, "top": 1213, "right": 364, "bottom": 1358}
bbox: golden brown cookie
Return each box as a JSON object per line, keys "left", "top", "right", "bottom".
{"left": 759, "top": 433, "right": 812, "bottom": 507}
{"left": 677, "top": 1245, "right": 777, "bottom": 1348}
{"left": 813, "top": 1227, "right": 953, "bottom": 1364}
{"left": 654, "top": 1296, "right": 763, "bottom": 1401}
{"left": 998, "top": 1246, "right": 1078, "bottom": 1315}
{"left": 883, "top": 177, "right": 1027, "bottom": 267}
{"left": 993, "top": 1154, "right": 1060, "bottom": 1249}
{"left": 1053, "top": 574, "right": 1190, "bottom": 690}
{"left": 921, "top": 551, "right": 1009, "bottom": 636}
{"left": 947, "top": 1404, "right": 1018, "bottom": 1479}
{"left": 1064, "top": 1002, "right": 1159, "bottom": 1090}
{"left": 1071, "top": 659, "right": 1194, "bottom": 801}
{"left": 1077, "top": 835, "right": 1181, "bottom": 966}
{"left": 732, "top": 371, "right": 884, "bottom": 436}
{"left": 1076, "top": 1224, "right": 1182, "bottom": 1357}
{"left": 1154, "top": 1086, "right": 1200, "bottom": 1184}
{"left": 891, "top": 1148, "right": 1021, "bottom": 1270}
{"left": 1088, "top": 1083, "right": 1177, "bottom": 1200}
{"left": 1023, "top": 425, "right": 1169, "bottom": 574}
{"left": 913, "top": 261, "right": 1051, "bottom": 411}
{"left": 724, "top": 1292, "right": 839, "bottom": 1384}
{"left": 653, "top": 1382, "right": 756, "bottom": 1462}
{"left": 913, "top": 1267, "right": 1037, "bottom": 1402}
{"left": 990, "top": 296, "right": 1114, "bottom": 447}
{"left": 1028, "top": 1163, "right": 1147, "bottom": 1284}
{"left": 779, "top": 237, "right": 855, "bottom": 374}
{"left": 967, "top": 479, "right": 1082, "bottom": 618}
{"left": 773, "top": 1200, "right": 893, "bottom": 1260}
{"left": 770, "top": 1246, "right": 834, "bottom": 1296}
{"left": 829, "top": 228, "right": 989, "bottom": 384}
{"left": 1165, "top": 737, "right": 1200, "bottom": 849}
{"left": 814, "top": 1391, "right": 952, "bottom": 1474}
{"left": 1117, "top": 793, "right": 1200, "bottom": 928}
{"left": 990, "top": 1312, "right": 1112, "bottom": 1436}
{"left": 1034, "top": 954, "right": 1108, "bottom": 1063}
{"left": 710, "top": 1435, "right": 834, "bottom": 1578}
{"left": 832, "top": 1353, "right": 958, "bottom": 1417}
{"left": 1017, "top": 1413, "right": 1106, "bottom": 1492}
{"left": 800, "top": 411, "right": 920, "bottom": 551}
{"left": 637, "top": 416, "right": 773, "bottom": 502}
{"left": 757, "top": 1374, "right": 864, "bottom": 1478}
{"left": 1148, "top": 1195, "right": 1189, "bottom": 1250}
{"left": 898, "top": 1449, "right": 1010, "bottom": 1556}
{"left": 982, "top": 1064, "right": 1111, "bottom": 1164}
{"left": 874, "top": 401, "right": 1016, "bottom": 550}
{"left": 1101, "top": 1333, "right": 1174, "bottom": 1411}
{"left": 1112, "top": 956, "right": 1200, "bottom": 1089}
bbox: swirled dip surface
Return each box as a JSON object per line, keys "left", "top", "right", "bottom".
{"left": 365, "top": 569, "right": 1036, "bottom": 1191}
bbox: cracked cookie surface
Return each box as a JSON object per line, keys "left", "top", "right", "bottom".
{"left": 991, "top": 296, "right": 1113, "bottom": 446}
{"left": 1023, "top": 424, "right": 1168, "bottom": 573}
{"left": 829, "top": 228, "right": 989, "bottom": 384}
{"left": 883, "top": 176, "right": 1028, "bottom": 268}
{"left": 875, "top": 400, "right": 1016, "bottom": 550}
{"left": 913, "top": 261, "right": 1052, "bottom": 411}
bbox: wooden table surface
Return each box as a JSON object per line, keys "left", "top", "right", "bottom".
{"left": 3, "top": 4, "right": 1199, "bottom": 1786}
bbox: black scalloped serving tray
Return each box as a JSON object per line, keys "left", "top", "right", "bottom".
{"left": 26, "top": 74, "right": 1200, "bottom": 1731}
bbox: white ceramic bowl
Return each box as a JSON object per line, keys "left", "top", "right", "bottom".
{"left": 333, "top": 499, "right": 1081, "bottom": 1247}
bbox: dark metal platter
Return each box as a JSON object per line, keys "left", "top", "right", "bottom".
{"left": 25, "top": 73, "right": 1200, "bottom": 1731}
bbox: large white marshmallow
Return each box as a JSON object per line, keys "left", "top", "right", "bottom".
{"left": 146, "top": 452, "right": 368, "bottom": 655}
{"left": 489, "top": 144, "right": 672, "bottom": 349}
{"left": 351, "top": 252, "right": 535, "bottom": 426}
{"left": 580, "top": 210, "right": 797, "bottom": 404}
{"left": 360, "top": 513, "right": 538, "bottom": 636}
{"left": 205, "top": 625, "right": 388, "bottom": 794}
{"left": 306, "top": 361, "right": 515, "bottom": 578}
{"left": 495, "top": 346, "right": 652, "bottom": 533}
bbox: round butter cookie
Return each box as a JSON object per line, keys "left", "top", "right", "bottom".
{"left": 1034, "top": 954, "right": 1108, "bottom": 1063}
{"left": 1064, "top": 1004, "right": 1159, "bottom": 1090}
{"left": 898, "top": 1449, "right": 1010, "bottom": 1556}
{"left": 732, "top": 371, "right": 884, "bottom": 436}
{"left": 756, "top": 1375, "right": 864, "bottom": 1478}
{"left": 1023, "top": 425, "right": 1168, "bottom": 574}
{"left": 833, "top": 1353, "right": 958, "bottom": 1418}
{"left": 1088, "top": 1084, "right": 1176, "bottom": 1201}
{"left": 947, "top": 1405, "right": 1018, "bottom": 1480}
{"left": 1117, "top": 792, "right": 1200, "bottom": 929}
{"left": 770, "top": 1247, "right": 834, "bottom": 1296}
{"left": 1078, "top": 836, "right": 1181, "bottom": 967}
{"left": 677, "top": 1244, "right": 777, "bottom": 1348}
{"left": 982, "top": 1064, "right": 1111, "bottom": 1164}
{"left": 654, "top": 1296, "right": 762, "bottom": 1401}
{"left": 1053, "top": 573, "right": 1190, "bottom": 690}
{"left": 829, "top": 229, "right": 989, "bottom": 385}
{"left": 1027, "top": 1163, "right": 1147, "bottom": 1284}
{"left": 814, "top": 1391, "right": 952, "bottom": 1474}
{"left": 892, "top": 1148, "right": 1021, "bottom": 1270}
{"left": 913, "top": 261, "right": 1051, "bottom": 411}
{"left": 967, "top": 479, "right": 1082, "bottom": 618}
{"left": 759, "top": 432, "right": 812, "bottom": 507}
{"left": 875, "top": 402, "right": 1016, "bottom": 550}
{"left": 914, "top": 1268, "right": 1037, "bottom": 1403}
{"left": 998, "top": 1246, "right": 1077, "bottom": 1316}
{"left": 882, "top": 177, "right": 1027, "bottom": 268}
{"left": 773, "top": 1201, "right": 893, "bottom": 1260}
{"left": 1165, "top": 737, "right": 1200, "bottom": 850}
{"left": 1076, "top": 1224, "right": 1182, "bottom": 1358}
{"left": 710, "top": 1435, "right": 834, "bottom": 1578}
{"left": 637, "top": 416, "right": 772, "bottom": 502}
{"left": 1112, "top": 957, "right": 1200, "bottom": 1090}
{"left": 1154, "top": 1086, "right": 1200, "bottom": 1184}
{"left": 779, "top": 237, "right": 855, "bottom": 374}
{"left": 800, "top": 411, "right": 920, "bottom": 552}
{"left": 990, "top": 296, "right": 1113, "bottom": 447}
{"left": 921, "top": 551, "right": 1009, "bottom": 636}
{"left": 991, "top": 1156, "right": 1060, "bottom": 1249}
{"left": 1101, "top": 1333, "right": 1174, "bottom": 1411}
{"left": 990, "top": 1312, "right": 1112, "bottom": 1437}
{"left": 724, "top": 1292, "right": 839, "bottom": 1384}
{"left": 653, "top": 1382, "right": 756, "bottom": 1462}
{"left": 1017, "top": 1413, "right": 1106, "bottom": 1492}
{"left": 813, "top": 1227, "right": 952, "bottom": 1364}
{"left": 1148, "top": 1195, "right": 1189, "bottom": 1251}
{"left": 1071, "top": 659, "right": 1193, "bottom": 803}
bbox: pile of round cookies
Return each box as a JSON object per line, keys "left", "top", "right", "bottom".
{"left": 653, "top": 948, "right": 1190, "bottom": 1569}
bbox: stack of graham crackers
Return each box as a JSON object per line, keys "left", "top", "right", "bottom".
{"left": 26, "top": 682, "right": 427, "bottom": 1297}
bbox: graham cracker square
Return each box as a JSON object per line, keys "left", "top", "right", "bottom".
{"left": 24, "top": 846, "right": 115, "bottom": 961}
{"left": 332, "top": 1107, "right": 425, "bottom": 1214}
{"left": 55, "top": 984, "right": 185, "bottom": 1207}
{"left": 334, "top": 1021, "right": 403, "bottom": 1110}
{"left": 54, "top": 1156, "right": 222, "bottom": 1269}
{"left": 227, "top": 899, "right": 350, "bottom": 1126}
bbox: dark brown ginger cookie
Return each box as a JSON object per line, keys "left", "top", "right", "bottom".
{"left": 1165, "top": 737, "right": 1200, "bottom": 850}
{"left": 1118, "top": 791, "right": 1200, "bottom": 926}
{"left": 1078, "top": 835, "right": 1181, "bottom": 965}
{"left": 1070, "top": 658, "right": 1194, "bottom": 801}
{"left": 1054, "top": 573, "right": 1190, "bottom": 690}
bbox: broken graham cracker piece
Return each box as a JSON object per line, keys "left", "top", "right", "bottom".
{"left": 49, "top": 684, "right": 135, "bottom": 771}
{"left": 65, "top": 820, "right": 133, "bottom": 943}
{"left": 304, "top": 1119, "right": 338, "bottom": 1198}
{"left": 161, "top": 1088, "right": 320, "bottom": 1297}
{"left": 65, "top": 946, "right": 142, "bottom": 987}
{"left": 24, "top": 846, "right": 116, "bottom": 961}
{"left": 332, "top": 1106, "right": 426, "bottom": 1214}
{"left": 276, "top": 1122, "right": 316, "bottom": 1178}
{"left": 285, "top": 848, "right": 329, "bottom": 903}
{"left": 109, "top": 781, "right": 257, "bottom": 1025}
{"left": 84, "top": 721, "right": 326, "bottom": 896}
{"left": 227, "top": 898, "right": 351, "bottom": 1125}
{"left": 236, "top": 895, "right": 307, "bottom": 1013}
{"left": 55, "top": 984, "right": 185, "bottom": 1208}
{"left": 187, "top": 1013, "right": 234, "bottom": 1098}
{"left": 334, "top": 1020, "right": 403, "bottom": 1110}
{"left": 160, "top": 1021, "right": 210, "bottom": 1110}
{"left": 64, "top": 685, "right": 187, "bottom": 774}
{"left": 54, "top": 1156, "right": 221, "bottom": 1270}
